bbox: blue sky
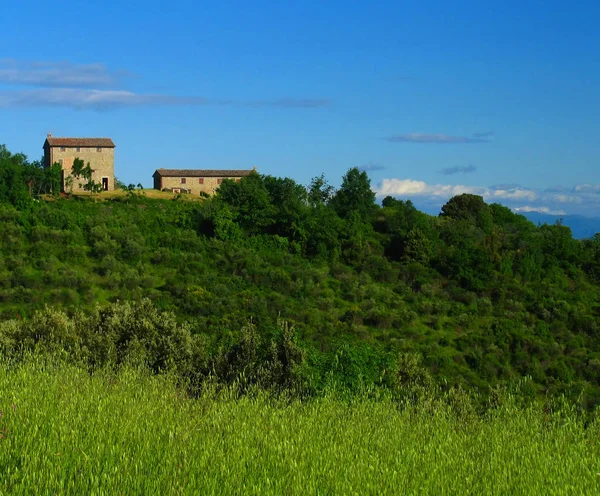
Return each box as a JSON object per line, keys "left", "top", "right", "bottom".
{"left": 1, "top": 0, "right": 599, "bottom": 216}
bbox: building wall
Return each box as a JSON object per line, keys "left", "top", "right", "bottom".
{"left": 47, "top": 146, "right": 115, "bottom": 192}
{"left": 159, "top": 176, "right": 241, "bottom": 195}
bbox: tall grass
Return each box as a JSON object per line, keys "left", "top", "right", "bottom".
{"left": 1, "top": 356, "right": 599, "bottom": 494}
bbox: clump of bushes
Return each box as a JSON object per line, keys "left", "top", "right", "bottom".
{"left": 0, "top": 300, "right": 445, "bottom": 403}
{"left": 0, "top": 300, "right": 315, "bottom": 397}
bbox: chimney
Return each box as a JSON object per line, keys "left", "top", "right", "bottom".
{"left": 47, "top": 133, "right": 52, "bottom": 138}
{"left": 253, "top": 166, "right": 257, "bottom": 171}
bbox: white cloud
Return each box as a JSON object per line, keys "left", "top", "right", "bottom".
{"left": 491, "top": 188, "right": 538, "bottom": 201}
{"left": 574, "top": 184, "right": 600, "bottom": 193}
{"left": 0, "top": 88, "right": 330, "bottom": 111}
{"left": 0, "top": 88, "right": 208, "bottom": 109}
{"left": 0, "top": 59, "right": 330, "bottom": 111}
{"left": 374, "top": 177, "right": 600, "bottom": 216}
{"left": 376, "top": 178, "right": 530, "bottom": 201}
{"left": 0, "top": 60, "right": 129, "bottom": 87}
{"left": 549, "top": 193, "right": 583, "bottom": 204}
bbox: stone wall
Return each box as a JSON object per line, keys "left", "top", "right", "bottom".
{"left": 158, "top": 176, "right": 241, "bottom": 195}
{"left": 48, "top": 146, "right": 115, "bottom": 192}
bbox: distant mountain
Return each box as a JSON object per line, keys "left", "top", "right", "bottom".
{"left": 520, "top": 212, "right": 600, "bottom": 240}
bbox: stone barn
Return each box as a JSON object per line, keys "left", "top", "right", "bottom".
{"left": 153, "top": 168, "right": 256, "bottom": 195}
{"left": 43, "top": 134, "right": 115, "bottom": 192}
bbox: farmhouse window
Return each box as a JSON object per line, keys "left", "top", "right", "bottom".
{"left": 96, "top": 147, "right": 102, "bottom": 152}
{"left": 217, "top": 178, "right": 222, "bottom": 184}
{"left": 76, "top": 147, "right": 81, "bottom": 152}
{"left": 199, "top": 178, "right": 204, "bottom": 184}
{"left": 181, "top": 178, "right": 187, "bottom": 184}
{"left": 60, "top": 147, "right": 66, "bottom": 152}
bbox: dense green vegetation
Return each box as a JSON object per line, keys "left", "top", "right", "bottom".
{"left": 1, "top": 143, "right": 600, "bottom": 408}
{"left": 1, "top": 356, "right": 599, "bottom": 494}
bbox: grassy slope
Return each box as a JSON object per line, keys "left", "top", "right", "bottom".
{"left": 1, "top": 358, "right": 599, "bottom": 495}
{"left": 42, "top": 189, "right": 205, "bottom": 201}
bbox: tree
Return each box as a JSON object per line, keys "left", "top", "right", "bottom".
{"left": 377, "top": 197, "right": 434, "bottom": 261}
{"left": 331, "top": 167, "right": 376, "bottom": 220}
{"left": 440, "top": 194, "right": 492, "bottom": 232}
{"left": 71, "top": 158, "right": 103, "bottom": 196}
{"left": 308, "top": 174, "right": 334, "bottom": 208}
{"left": 263, "top": 176, "right": 308, "bottom": 241}
{"left": 64, "top": 175, "right": 74, "bottom": 194}
{"left": 582, "top": 234, "right": 600, "bottom": 283}
{"left": 216, "top": 172, "right": 276, "bottom": 235}
{"left": 0, "top": 144, "right": 32, "bottom": 208}
{"left": 45, "top": 162, "right": 63, "bottom": 196}
{"left": 403, "top": 227, "right": 432, "bottom": 265}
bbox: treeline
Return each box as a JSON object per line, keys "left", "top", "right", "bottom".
{"left": 0, "top": 144, "right": 61, "bottom": 206}
{"left": 1, "top": 143, "right": 600, "bottom": 408}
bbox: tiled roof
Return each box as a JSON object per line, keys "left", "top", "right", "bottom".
{"left": 153, "top": 168, "right": 255, "bottom": 178}
{"left": 45, "top": 137, "right": 115, "bottom": 148}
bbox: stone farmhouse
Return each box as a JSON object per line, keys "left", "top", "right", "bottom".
{"left": 153, "top": 168, "right": 257, "bottom": 195}
{"left": 43, "top": 134, "right": 115, "bottom": 192}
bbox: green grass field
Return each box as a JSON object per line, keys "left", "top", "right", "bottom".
{"left": 1, "top": 358, "right": 599, "bottom": 494}
{"left": 41, "top": 188, "right": 205, "bottom": 201}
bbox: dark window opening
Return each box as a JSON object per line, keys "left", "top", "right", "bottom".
{"left": 102, "top": 177, "right": 109, "bottom": 191}
{"left": 181, "top": 178, "right": 187, "bottom": 184}
{"left": 96, "top": 147, "right": 102, "bottom": 152}
{"left": 199, "top": 178, "right": 204, "bottom": 184}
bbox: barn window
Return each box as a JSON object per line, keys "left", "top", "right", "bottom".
{"left": 181, "top": 178, "right": 187, "bottom": 184}
{"left": 60, "top": 147, "right": 66, "bottom": 152}
{"left": 217, "top": 178, "right": 222, "bottom": 184}
{"left": 199, "top": 178, "right": 204, "bottom": 184}
{"left": 96, "top": 147, "right": 102, "bottom": 152}
{"left": 76, "top": 147, "right": 81, "bottom": 152}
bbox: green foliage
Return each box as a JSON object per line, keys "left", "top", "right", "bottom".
{"left": 46, "top": 162, "right": 62, "bottom": 196}
{"left": 308, "top": 173, "right": 334, "bottom": 207}
{"left": 0, "top": 145, "right": 33, "bottom": 208}
{"left": 72, "top": 157, "right": 103, "bottom": 195}
{"left": 441, "top": 193, "right": 493, "bottom": 232}
{"left": 330, "top": 167, "right": 376, "bottom": 220}
{"left": 216, "top": 172, "right": 276, "bottom": 234}
{"left": 114, "top": 176, "right": 128, "bottom": 190}
{"left": 1, "top": 142, "right": 600, "bottom": 409}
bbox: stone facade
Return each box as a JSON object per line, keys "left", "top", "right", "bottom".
{"left": 43, "top": 135, "right": 115, "bottom": 192}
{"left": 153, "top": 168, "right": 256, "bottom": 196}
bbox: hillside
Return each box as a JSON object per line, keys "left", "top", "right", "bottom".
{"left": 1, "top": 144, "right": 600, "bottom": 408}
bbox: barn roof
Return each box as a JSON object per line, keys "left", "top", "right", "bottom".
{"left": 44, "top": 137, "right": 115, "bottom": 148}
{"left": 153, "top": 168, "right": 255, "bottom": 178}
